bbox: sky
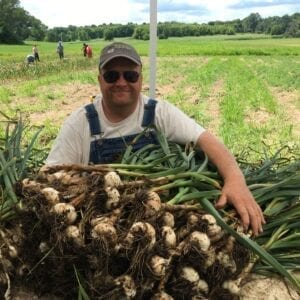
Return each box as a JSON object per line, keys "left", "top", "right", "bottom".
{"left": 19, "top": 0, "right": 300, "bottom": 29}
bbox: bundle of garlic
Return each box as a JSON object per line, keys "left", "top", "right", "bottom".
{"left": 1, "top": 119, "right": 299, "bottom": 299}
{"left": 2, "top": 144, "right": 300, "bottom": 299}
{"left": 0, "top": 164, "right": 254, "bottom": 300}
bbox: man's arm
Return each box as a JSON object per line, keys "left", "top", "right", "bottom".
{"left": 196, "top": 131, "right": 265, "bottom": 236}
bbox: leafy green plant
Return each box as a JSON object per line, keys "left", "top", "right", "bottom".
{"left": 0, "top": 111, "right": 47, "bottom": 221}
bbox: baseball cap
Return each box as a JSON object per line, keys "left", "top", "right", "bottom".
{"left": 99, "top": 42, "right": 142, "bottom": 69}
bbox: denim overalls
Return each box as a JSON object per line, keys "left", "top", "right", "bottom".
{"left": 85, "top": 99, "right": 158, "bottom": 164}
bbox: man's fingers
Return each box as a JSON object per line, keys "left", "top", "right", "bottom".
{"left": 215, "top": 194, "right": 227, "bottom": 209}
{"left": 247, "top": 201, "right": 265, "bottom": 236}
{"left": 215, "top": 190, "right": 265, "bottom": 237}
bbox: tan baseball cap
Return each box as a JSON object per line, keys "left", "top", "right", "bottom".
{"left": 99, "top": 42, "right": 142, "bottom": 69}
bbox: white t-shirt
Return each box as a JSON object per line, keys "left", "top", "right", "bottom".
{"left": 46, "top": 94, "right": 205, "bottom": 165}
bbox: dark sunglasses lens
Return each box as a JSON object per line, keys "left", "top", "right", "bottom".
{"left": 103, "top": 71, "right": 139, "bottom": 83}
{"left": 123, "top": 71, "right": 139, "bottom": 83}
{"left": 103, "top": 71, "right": 120, "bottom": 83}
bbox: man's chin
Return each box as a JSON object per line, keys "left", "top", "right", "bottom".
{"left": 112, "top": 99, "right": 133, "bottom": 106}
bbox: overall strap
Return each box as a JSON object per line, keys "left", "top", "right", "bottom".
{"left": 85, "top": 103, "right": 101, "bottom": 135}
{"left": 142, "top": 98, "right": 157, "bottom": 127}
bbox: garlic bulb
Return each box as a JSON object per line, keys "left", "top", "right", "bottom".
{"left": 150, "top": 255, "right": 169, "bottom": 277}
{"left": 187, "top": 213, "right": 199, "bottom": 226}
{"left": 196, "top": 279, "right": 209, "bottom": 294}
{"left": 22, "top": 178, "right": 39, "bottom": 188}
{"left": 42, "top": 187, "right": 60, "bottom": 205}
{"left": 144, "top": 191, "right": 161, "bottom": 218}
{"left": 47, "top": 171, "right": 72, "bottom": 184}
{"left": 65, "top": 225, "right": 83, "bottom": 246}
{"left": 8, "top": 245, "right": 18, "bottom": 258}
{"left": 180, "top": 266, "right": 199, "bottom": 284}
{"left": 161, "top": 212, "right": 175, "bottom": 228}
{"left": 189, "top": 231, "right": 211, "bottom": 252}
{"left": 223, "top": 280, "right": 240, "bottom": 295}
{"left": 105, "top": 187, "right": 121, "bottom": 210}
{"left": 202, "top": 214, "right": 216, "bottom": 225}
{"left": 161, "top": 226, "right": 176, "bottom": 249}
{"left": 202, "top": 214, "right": 222, "bottom": 237}
{"left": 104, "top": 171, "right": 122, "bottom": 188}
{"left": 39, "top": 242, "right": 49, "bottom": 253}
{"left": 52, "top": 203, "right": 77, "bottom": 224}
{"left": 114, "top": 275, "right": 136, "bottom": 298}
{"left": 151, "top": 292, "right": 174, "bottom": 300}
{"left": 125, "top": 222, "right": 156, "bottom": 248}
{"left": 217, "top": 251, "right": 237, "bottom": 273}
{"left": 91, "top": 222, "right": 117, "bottom": 244}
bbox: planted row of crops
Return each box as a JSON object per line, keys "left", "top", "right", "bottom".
{"left": 0, "top": 115, "right": 299, "bottom": 299}
{"left": 0, "top": 57, "right": 96, "bottom": 82}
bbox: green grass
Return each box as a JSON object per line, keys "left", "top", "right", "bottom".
{"left": 0, "top": 34, "right": 299, "bottom": 63}
{"left": 0, "top": 87, "right": 13, "bottom": 104}
{"left": 0, "top": 35, "right": 299, "bottom": 161}
{"left": 244, "top": 56, "right": 300, "bottom": 89}
{"left": 155, "top": 36, "right": 300, "bottom": 56}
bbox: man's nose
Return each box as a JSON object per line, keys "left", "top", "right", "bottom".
{"left": 115, "top": 73, "right": 127, "bottom": 85}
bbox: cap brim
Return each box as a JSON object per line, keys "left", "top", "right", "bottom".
{"left": 100, "top": 54, "right": 141, "bottom": 69}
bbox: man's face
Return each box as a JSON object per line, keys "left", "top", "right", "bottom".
{"left": 98, "top": 57, "right": 142, "bottom": 109}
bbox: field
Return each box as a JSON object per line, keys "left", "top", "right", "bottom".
{"left": 0, "top": 34, "right": 300, "bottom": 298}
{"left": 0, "top": 34, "right": 299, "bottom": 161}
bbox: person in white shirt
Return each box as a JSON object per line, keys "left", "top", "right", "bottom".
{"left": 46, "top": 42, "right": 265, "bottom": 236}
{"left": 32, "top": 44, "right": 40, "bottom": 61}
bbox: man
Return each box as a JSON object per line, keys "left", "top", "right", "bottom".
{"left": 46, "top": 42, "right": 265, "bottom": 235}
{"left": 57, "top": 41, "right": 64, "bottom": 60}
{"left": 82, "top": 43, "right": 87, "bottom": 57}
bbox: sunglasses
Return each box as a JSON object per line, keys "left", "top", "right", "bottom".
{"left": 102, "top": 70, "right": 140, "bottom": 83}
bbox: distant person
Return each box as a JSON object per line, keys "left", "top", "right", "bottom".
{"left": 32, "top": 44, "right": 40, "bottom": 61}
{"left": 82, "top": 43, "right": 88, "bottom": 57}
{"left": 26, "top": 54, "right": 35, "bottom": 65}
{"left": 57, "top": 41, "right": 64, "bottom": 60}
{"left": 86, "top": 44, "right": 93, "bottom": 58}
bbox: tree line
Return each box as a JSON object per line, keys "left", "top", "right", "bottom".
{"left": 1, "top": 0, "right": 299, "bottom": 44}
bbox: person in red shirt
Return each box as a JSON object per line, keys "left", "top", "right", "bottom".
{"left": 86, "top": 45, "right": 93, "bottom": 58}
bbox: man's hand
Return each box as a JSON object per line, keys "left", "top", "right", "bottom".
{"left": 215, "top": 179, "right": 265, "bottom": 236}
{"left": 196, "top": 131, "right": 266, "bottom": 236}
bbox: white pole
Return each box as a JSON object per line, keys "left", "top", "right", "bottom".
{"left": 149, "top": 0, "right": 157, "bottom": 99}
